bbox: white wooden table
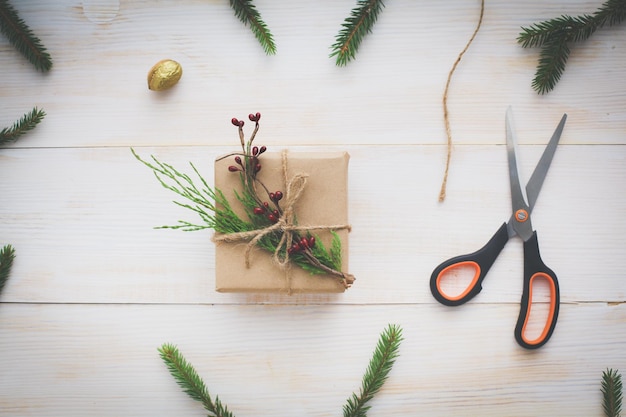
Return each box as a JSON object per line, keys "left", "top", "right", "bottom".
{"left": 1, "top": 1, "right": 625, "bottom": 415}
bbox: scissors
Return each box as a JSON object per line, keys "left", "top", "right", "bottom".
{"left": 430, "top": 108, "right": 566, "bottom": 349}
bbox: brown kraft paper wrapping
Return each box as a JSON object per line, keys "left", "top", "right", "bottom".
{"left": 214, "top": 151, "right": 351, "bottom": 293}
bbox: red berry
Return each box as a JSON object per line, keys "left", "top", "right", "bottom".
{"left": 253, "top": 207, "right": 264, "bottom": 215}
{"left": 308, "top": 237, "right": 315, "bottom": 248}
{"left": 252, "top": 146, "right": 259, "bottom": 156}
{"left": 269, "top": 192, "right": 275, "bottom": 200}
{"left": 258, "top": 145, "right": 267, "bottom": 154}
{"left": 238, "top": 120, "right": 245, "bottom": 127}
{"left": 272, "top": 210, "right": 279, "bottom": 217}
{"left": 248, "top": 113, "right": 256, "bottom": 122}
{"left": 228, "top": 166, "right": 240, "bottom": 172}
{"left": 234, "top": 156, "right": 242, "bottom": 165}
{"left": 263, "top": 202, "right": 269, "bottom": 208}
{"left": 255, "top": 112, "right": 261, "bottom": 121}
{"left": 231, "top": 118, "right": 240, "bottom": 126}
{"left": 273, "top": 191, "right": 283, "bottom": 201}
{"left": 268, "top": 214, "right": 277, "bottom": 223}
{"left": 255, "top": 163, "right": 262, "bottom": 172}
{"left": 300, "top": 237, "right": 309, "bottom": 249}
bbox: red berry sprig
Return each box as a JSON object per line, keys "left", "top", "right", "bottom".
{"left": 228, "top": 113, "right": 267, "bottom": 177}
{"left": 223, "top": 113, "right": 352, "bottom": 285}
{"left": 287, "top": 236, "right": 316, "bottom": 255}
{"left": 269, "top": 191, "right": 283, "bottom": 203}
{"left": 252, "top": 202, "right": 281, "bottom": 224}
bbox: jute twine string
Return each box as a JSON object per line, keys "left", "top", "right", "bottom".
{"left": 439, "top": 0, "right": 485, "bottom": 202}
{"left": 213, "top": 150, "right": 352, "bottom": 289}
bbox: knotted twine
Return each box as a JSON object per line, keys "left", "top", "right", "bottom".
{"left": 213, "top": 150, "right": 353, "bottom": 291}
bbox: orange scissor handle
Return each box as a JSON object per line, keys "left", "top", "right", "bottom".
{"left": 430, "top": 223, "right": 510, "bottom": 306}
{"left": 514, "top": 231, "right": 560, "bottom": 349}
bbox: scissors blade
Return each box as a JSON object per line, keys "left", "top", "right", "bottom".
{"left": 505, "top": 108, "right": 530, "bottom": 207}
{"left": 506, "top": 108, "right": 534, "bottom": 241}
{"left": 525, "top": 113, "right": 567, "bottom": 211}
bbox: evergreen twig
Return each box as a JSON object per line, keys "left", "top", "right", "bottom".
{"left": 330, "top": 0, "right": 385, "bottom": 66}
{"left": 158, "top": 325, "right": 402, "bottom": 417}
{"left": 518, "top": 0, "right": 626, "bottom": 94}
{"left": 0, "top": 0, "right": 52, "bottom": 71}
{"left": 602, "top": 368, "right": 623, "bottom": 417}
{"left": 158, "top": 344, "right": 234, "bottom": 417}
{"left": 229, "top": 0, "right": 276, "bottom": 55}
{"left": 343, "top": 324, "right": 403, "bottom": 417}
{"left": 0, "top": 107, "right": 46, "bottom": 145}
{"left": 0, "top": 244, "right": 15, "bottom": 295}
{"left": 132, "top": 145, "right": 345, "bottom": 277}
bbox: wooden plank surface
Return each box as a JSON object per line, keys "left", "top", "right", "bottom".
{"left": 1, "top": 0, "right": 625, "bottom": 416}
{"left": 0, "top": 303, "right": 624, "bottom": 417}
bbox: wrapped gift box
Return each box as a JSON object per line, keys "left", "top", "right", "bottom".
{"left": 214, "top": 151, "right": 351, "bottom": 294}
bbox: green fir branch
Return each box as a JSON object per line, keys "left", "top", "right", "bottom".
{"left": 132, "top": 148, "right": 343, "bottom": 277}
{"left": 158, "top": 344, "right": 235, "bottom": 417}
{"left": 0, "top": 0, "right": 52, "bottom": 71}
{"left": 532, "top": 37, "right": 570, "bottom": 95}
{"left": 0, "top": 107, "right": 46, "bottom": 145}
{"left": 602, "top": 368, "right": 623, "bottom": 417}
{"left": 518, "top": 0, "right": 626, "bottom": 94}
{"left": 330, "top": 0, "right": 385, "bottom": 66}
{"left": 229, "top": 0, "right": 276, "bottom": 55}
{"left": 0, "top": 244, "right": 15, "bottom": 295}
{"left": 158, "top": 325, "right": 402, "bottom": 416}
{"left": 343, "top": 324, "right": 403, "bottom": 417}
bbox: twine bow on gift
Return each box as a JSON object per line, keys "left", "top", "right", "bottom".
{"left": 213, "top": 150, "right": 354, "bottom": 289}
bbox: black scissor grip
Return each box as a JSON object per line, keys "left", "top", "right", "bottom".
{"left": 430, "top": 223, "right": 510, "bottom": 306}
{"left": 514, "top": 231, "right": 560, "bottom": 349}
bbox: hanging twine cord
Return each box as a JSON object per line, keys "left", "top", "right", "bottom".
{"left": 213, "top": 150, "right": 353, "bottom": 288}
{"left": 439, "top": 0, "right": 485, "bottom": 202}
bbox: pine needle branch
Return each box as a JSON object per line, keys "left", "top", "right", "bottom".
{"left": 343, "top": 324, "right": 403, "bottom": 417}
{"left": 0, "top": 244, "right": 15, "bottom": 295}
{"left": 229, "top": 0, "right": 276, "bottom": 55}
{"left": 330, "top": 0, "right": 385, "bottom": 66}
{"left": 0, "top": 107, "right": 46, "bottom": 145}
{"left": 158, "top": 344, "right": 235, "bottom": 417}
{"left": 0, "top": 0, "right": 52, "bottom": 71}
{"left": 602, "top": 368, "right": 623, "bottom": 417}
{"left": 532, "top": 37, "right": 570, "bottom": 95}
{"left": 518, "top": 0, "right": 626, "bottom": 94}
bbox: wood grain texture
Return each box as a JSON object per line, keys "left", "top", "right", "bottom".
{"left": 0, "top": 303, "right": 624, "bottom": 416}
{"left": 1, "top": 0, "right": 625, "bottom": 416}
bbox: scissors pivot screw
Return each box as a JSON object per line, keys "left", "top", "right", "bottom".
{"left": 515, "top": 209, "right": 529, "bottom": 223}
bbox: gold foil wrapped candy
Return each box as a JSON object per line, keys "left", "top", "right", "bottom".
{"left": 147, "top": 59, "right": 182, "bottom": 91}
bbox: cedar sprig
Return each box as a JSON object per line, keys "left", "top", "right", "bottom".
{"left": 602, "top": 368, "right": 623, "bottom": 417}
{"left": 158, "top": 344, "right": 234, "bottom": 417}
{"left": 517, "top": 0, "right": 626, "bottom": 94}
{"left": 0, "top": 107, "right": 46, "bottom": 145}
{"left": 330, "top": 0, "right": 385, "bottom": 66}
{"left": 0, "top": 244, "right": 15, "bottom": 295}
{"left": 343, "top": 323, "right": 403, "bottom": 417}
{"left": 0, "top": 0, "right": 52, "bottom": 71}
{"left": 131, "top": 147, "right": 249, "bottom": 233}
{"left": 132, "top": 148, "right": 344, "bottom": 277}
{"left": 229, "top": 0, "right": 276, "bottom": 55}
